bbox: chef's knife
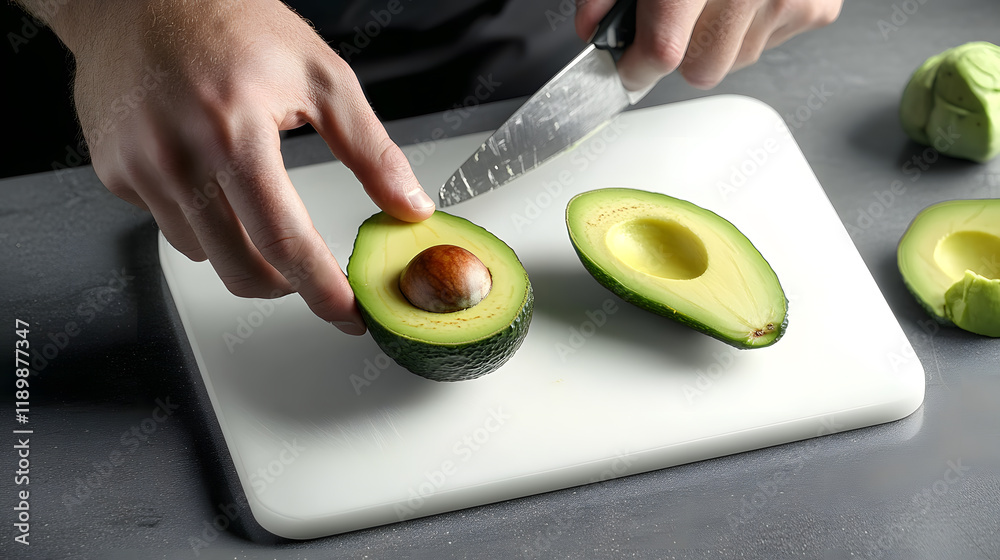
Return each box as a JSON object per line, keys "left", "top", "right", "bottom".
{"left": 439, "top": 0, "right": 648, "bottom": 207}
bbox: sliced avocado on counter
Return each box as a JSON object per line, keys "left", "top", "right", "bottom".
{"left": 566, "top": 188, "right": 787, "bottom": 349}
{"left": 347, "top": 211, "right": 533, "bottom": 381}
{"left": 898, "top": 199, "right": 1000, "bottom": 337}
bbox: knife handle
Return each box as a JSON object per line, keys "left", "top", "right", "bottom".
{"left": 591, "top": 0, "right": 637, "bottom": 62}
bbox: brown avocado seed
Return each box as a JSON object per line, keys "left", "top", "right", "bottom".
{"left": 399, "top": 245, "right": 493, "bottom": 313}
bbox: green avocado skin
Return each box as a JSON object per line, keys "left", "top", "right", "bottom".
{"left": 900, "top": 41, "right": 1000, "bottom": 162}
{"left": 357, "top": 287, "right": 533, "bottom": 382}
{"left": 568, "top": 243, "right": 787, "bottom": 350}
{"left": 900, "top": 271, "right": 954, "bottom": 327}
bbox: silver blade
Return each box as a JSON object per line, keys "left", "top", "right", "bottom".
{"left": 439, "top": 45, "right": 631, "bottom": 207}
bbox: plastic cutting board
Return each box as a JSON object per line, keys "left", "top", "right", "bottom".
{"left": 159, "top": 95, "right": 925, "bottom": 539}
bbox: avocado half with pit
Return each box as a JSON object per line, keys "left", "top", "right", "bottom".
{"left": 898, "top": 199, "right": 1000, "bottom": 337}
{"left": 566, "top": 188, "right": 787, "bottom": 348}
{"left": 347, "top": 211, "right": 533, "bottom": 381}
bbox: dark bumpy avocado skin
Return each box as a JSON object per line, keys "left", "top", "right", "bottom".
{"left": 359, "top": 287, "right": 533, "bottom": 382}
{"left": 569, "top": 243, "right": 788, "bottom": 349}
{"left": 348, "top": 210, "right": 534, "bottom": 382}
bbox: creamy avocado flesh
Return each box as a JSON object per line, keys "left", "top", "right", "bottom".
{"left": 347, "top": 211, "right": 533, "bottom": 381}
{"left": 898, "top": 199, "right": 1000, "bottom": 336}
{"left": 566, "top": 188, "right": 787, "bottom": 348}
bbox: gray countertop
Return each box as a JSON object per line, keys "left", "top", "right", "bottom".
{"left": 2, "top": 1, "right": 999, "bottom": 559}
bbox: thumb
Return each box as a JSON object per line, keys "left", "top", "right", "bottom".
{"left": 310, "top": 63, "right": 436, "bottom": 222}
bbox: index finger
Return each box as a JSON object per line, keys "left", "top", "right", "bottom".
{"left": 219, "top": 125, "right": 366, "bottom": 335}
{"left": 306, "top": 54, "right": 436, "bottom": 223}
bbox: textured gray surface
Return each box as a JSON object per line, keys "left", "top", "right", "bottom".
{"left": 2, "top": 1, "right": 1000, "bottom": 559}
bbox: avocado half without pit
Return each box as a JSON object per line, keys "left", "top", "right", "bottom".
{"left": 347, "top": 211, "right": 533, "bottom": 381}
{"left": 898, "top": 199, "right": 1000, "bottom": 337}
{"left": 566, "top": 188, "right": 788, "bottom": 348}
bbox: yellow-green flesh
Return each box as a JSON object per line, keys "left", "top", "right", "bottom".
{"left": 349, "top": 212, "right": 529, "bottom": 344}
{"left": 898, "top": 199, "right": 1000, "bottom": 333}
{"left": 567, "top": 188, "right": 787, "bottom": 348}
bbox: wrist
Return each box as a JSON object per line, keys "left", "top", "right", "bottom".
{"left": 17, "top": 0, "right": 147, "bottom": 56}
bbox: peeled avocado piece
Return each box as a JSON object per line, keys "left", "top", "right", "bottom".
{"left": 944, "top": 271, "right": 1000, "bottom": 337}
{"left": 566, "top": 188, "right": 787, "bottom": 349}
{"left": 347, "top": 211, "right": 533, "bottom": 381}
{"left": 900, "top": 41, "right": 1000, "bottom": 162}
{"left": 898, "top": 199, "right": 1000, "bottom": 337}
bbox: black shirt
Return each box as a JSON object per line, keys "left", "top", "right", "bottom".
{"left": 293, "top": 0, "right": 584, "bottom": 119}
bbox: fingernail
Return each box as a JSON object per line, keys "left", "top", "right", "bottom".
{"left": 330, "top": 320, "right": 366, "bottom": 335}
{"left": 621, "top": 73, "right": 651, "bottom": 93}
{"left": 407, "top": 188, "right": 435, "bottom": 211}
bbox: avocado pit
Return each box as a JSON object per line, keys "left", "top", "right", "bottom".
{"left": 399, "top": 244, "right": 493, "bottom": 313}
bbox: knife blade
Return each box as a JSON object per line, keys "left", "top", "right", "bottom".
{"left": 439, "top": 0, "right": 647, "bottom": 207}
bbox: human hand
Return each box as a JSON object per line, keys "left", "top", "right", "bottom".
{"left": 40, "top": 0, "right": 435, "bottom": 334}
{"left": 576, "top": 0, "right": 843, "bottom": 90}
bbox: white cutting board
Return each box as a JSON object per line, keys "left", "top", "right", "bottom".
{"left": 159, "top": 95, "right": 924, "bottom": 539}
